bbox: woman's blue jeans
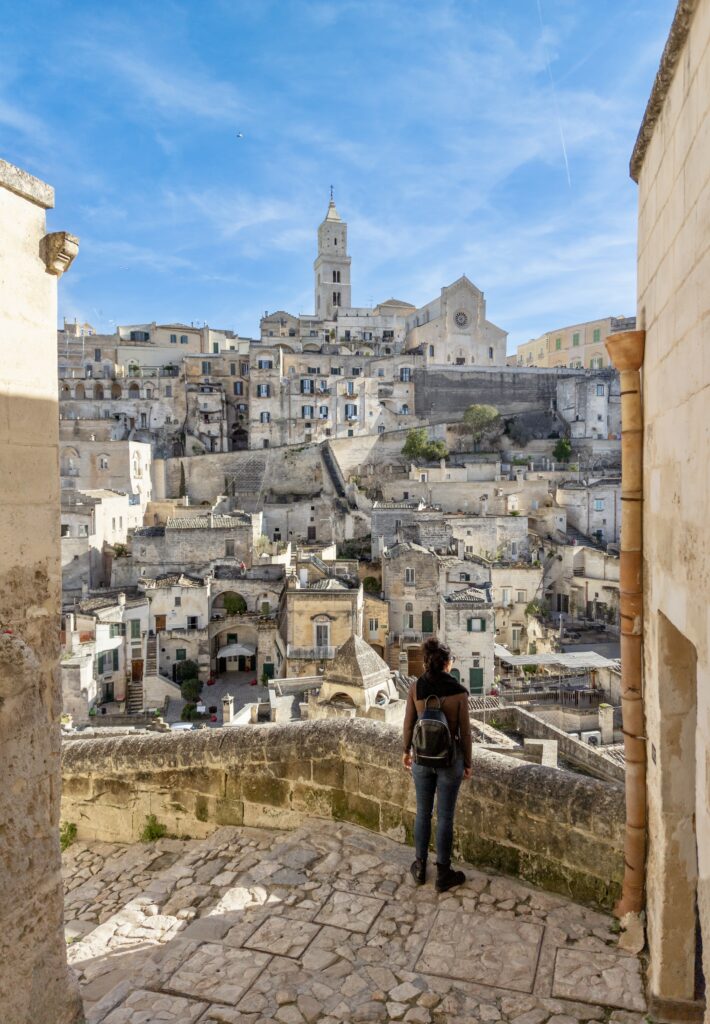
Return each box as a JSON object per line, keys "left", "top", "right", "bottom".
{"left": 412, "top": 753, "right": 464, "bottom": 865}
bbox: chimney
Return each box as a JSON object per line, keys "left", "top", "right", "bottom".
{"left": 222, "top": 694, "right": 235, "bottom": 724}
{"left": 118, "top": 592, "right": 126, "bottom": 608}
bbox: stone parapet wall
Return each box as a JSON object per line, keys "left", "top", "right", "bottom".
{"left": 61, "top": 719, "right": 624, "bottom": 910}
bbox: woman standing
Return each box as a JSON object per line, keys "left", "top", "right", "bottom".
{"left": 402, "top": 638, "right": 472, "bottom": 892}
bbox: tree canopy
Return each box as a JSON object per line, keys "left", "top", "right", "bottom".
{"left": 401, "top": 428, "right": 448, "bottom": 462}
{"left": 552, "top": 437, "right": 572, "bottom": 462}
{"left": 461, "top": 404, "right": 501, "bottom": 442}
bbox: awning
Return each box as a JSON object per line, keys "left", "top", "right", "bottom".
{"left": 218, "top": 643, "right": 256, "bottom": 659}
{"left": 493, "top": 644, "right": 618, "bottom": 669}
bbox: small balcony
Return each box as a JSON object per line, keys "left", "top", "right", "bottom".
{"left": 287, "top": 644, "right": 338, "bottom": 660}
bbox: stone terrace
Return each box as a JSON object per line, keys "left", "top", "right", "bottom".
{"left": 64, "top": 821, "right": 647, "bottom": 1024}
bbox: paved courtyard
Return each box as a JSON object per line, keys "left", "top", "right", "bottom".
{"left": 63, "top": 821, "right": 647, "bottom": 1024}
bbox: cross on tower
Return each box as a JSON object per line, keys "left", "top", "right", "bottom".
{"left": 329, "top": 185, "right": 334, "bottom": 202}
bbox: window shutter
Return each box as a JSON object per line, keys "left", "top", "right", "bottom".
{"left": 112, "top": 648, "right": 119, "bottom": 670}
{"left": 480, "top": 618, "right": 486, "bottom": 631}
{"left": 467, "top": 618, "right": 472, "bottom": 632}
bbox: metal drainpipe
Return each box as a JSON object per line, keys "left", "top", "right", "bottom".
{"left": 604, "top": 329, "right": 646, "bottom": 916}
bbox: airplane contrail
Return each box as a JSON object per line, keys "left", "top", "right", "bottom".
{"left": 537, "top": 0, "right": 572, "bottom": 188}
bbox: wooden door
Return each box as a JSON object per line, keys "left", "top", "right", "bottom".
{"left": 131, "top": 659, "right": 143, "bottom": 682}
{"left": 155, "top": 615, "right": 166, "bottom": 632}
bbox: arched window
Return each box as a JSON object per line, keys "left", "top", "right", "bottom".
{"left": 128, "top": 382, "right": 140, "bottom": 398}
{"left": 74, "top": 382, "right": 85, "bottom": 399}
{"left": 400, "top": 404, "right": 409, "bottom": 416}
{"left": 111, "top": 382, "right": 122, "bottom": 399}
{"left": 94, "top": 383, "right": 104, "bottom": 400}
{"left": 98, "top": 454, "right": 109, "bottom": 470}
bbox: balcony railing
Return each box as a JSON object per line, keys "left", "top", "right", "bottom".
{"left": 287, "top": 644, "right": 338, "bottom": 660}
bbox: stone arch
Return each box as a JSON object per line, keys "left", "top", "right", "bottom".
{"left": 60, "top": 383, "right": 71, "bottom": 400}
{"left": 93, "top": 382, "right": 104, "bottom": 400}
{"left": 329, "top": 692, "right": 356, "bottom": 708}
{"left": 60, "top": 447, "right": 79, "bottom": 475}
{"left": 211, "top": 591, "right": 248, "bottom": 618}
{"left": 212, "top": 622, "right": 257, "bottom": 675}
{"left": 128, "top": 382, "right": 140, "bottom": 398}
{"left": 111, "top": 382, "right": 122, "bottom": 399}
{"left": 144, "top": 385, "right": 154, "bottom": 400}
{"left": 74, "top": 382, "right": 85, "bottom": 399}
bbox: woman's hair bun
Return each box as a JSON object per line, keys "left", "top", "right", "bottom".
{"left": 422, "top": 637, "right": 451, "bottom": 674}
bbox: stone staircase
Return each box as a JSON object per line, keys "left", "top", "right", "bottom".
{"left": 321, "top": 442, "right": 354, "bottom": 505}
{"left": 145, "top": 634, "right": 158, "bottom": 676}
{"left": 126, "top": 679, "right": 144, "bottom": 715}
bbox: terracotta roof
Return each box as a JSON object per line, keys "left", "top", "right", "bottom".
{"left": 140, "top": 573, "right": 207, "bottom": 589}
{"left": 444, "top": 586, "right": 490, "bottom": 605}
{"left": 166, "top": 513, "right": 250, "bottom": 529}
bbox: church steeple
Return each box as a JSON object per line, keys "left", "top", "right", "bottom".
{"left": 314, "top": 191, "right": 351, "bottom": 319}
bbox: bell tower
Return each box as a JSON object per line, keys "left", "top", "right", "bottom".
{"left": 314, "top": 189, "right": 351, "bottom": 320}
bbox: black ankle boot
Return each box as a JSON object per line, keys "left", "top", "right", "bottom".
{"left": 435, "top": 862, "right": 465, "bottom": 892}
{"left": 410, "top": 857, "right": 427, "bottom": 885}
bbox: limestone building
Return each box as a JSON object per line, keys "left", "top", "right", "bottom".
{"left": 302, "top": 635, "right": 404, "bottom": 722}
{"left": 439, "top": 586, "right": 495, "bottom": 693}
{"left": 515, "top": 315, "right": 636, "bottom": 369}
{"left": 0, "top": 157, "right": 83, "bottom": 1023}
{"left": 404, "top": 276, "right": 507, "bottom": 366}
{"left": 615, "top": 0, "right": 710, "bottom": 1012}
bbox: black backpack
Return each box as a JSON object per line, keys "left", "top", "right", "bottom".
{"left": 411, "top": 694, "right": 454, "bottom": 767}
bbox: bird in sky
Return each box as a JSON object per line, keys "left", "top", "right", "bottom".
{"left": 236, "top": 131, "right": 244, "bottom": 138}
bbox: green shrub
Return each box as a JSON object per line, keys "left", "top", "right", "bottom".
{"left": 222, "top": 593, "right": 247, "bottom": 615}
{"left": 60, "top": 821, "right": 77, "bottom": 851}
{"left": 362, "top": 576, "right": 380, "bottom": 593}
{"left": 174, "top": 659, "right": 199, "bottom": 683}
{"left": 180, "top": 678, "right": 202, "bottom": 703}
{"left": 552, "top": 438, "right": 572, "bottom": 462}
{"left": 181, "top": 702, "right": 198, "bottom": 721}
{"left": 140, "top": 814, "right": 167, "bottom": 843}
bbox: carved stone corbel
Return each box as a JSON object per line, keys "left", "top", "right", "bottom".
{"left": 40, "top": 231, "right": 79, "bottom": 276}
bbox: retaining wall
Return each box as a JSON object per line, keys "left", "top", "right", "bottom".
{"left": 62, "top": 719, "right": 624, "bottom": 910}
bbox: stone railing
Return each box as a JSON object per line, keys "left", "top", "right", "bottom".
{"left": 61, "top": 719, "right": 624, "bottom": 910}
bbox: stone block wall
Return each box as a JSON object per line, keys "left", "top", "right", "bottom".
{"left": 0, "top": 159, "right": 83, "bottom": 1023}
{"left": 62, "top": 719, "right": 624, "bottom": 910}
{"left": 633, "top": 0, "right": 710, "bottom": 1005}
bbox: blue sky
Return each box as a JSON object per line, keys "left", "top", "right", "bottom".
{"left": 2, "top": 0, "right": 673, "bottom": 350}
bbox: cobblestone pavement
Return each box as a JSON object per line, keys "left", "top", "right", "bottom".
{"left": 63, "top": 822, "right": 647, "bottom": 1024}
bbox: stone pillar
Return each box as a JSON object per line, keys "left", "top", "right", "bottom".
{"left": 598, "top": 704, "right": 614, "bottom": 745}
{"left": 0, "top": 160, "right": 83, "bottom": 1023}
{"left": 605, "top": 329, "right": 645, "bottom": 917}
{"left": 222, "top": 694, "right": 235, "bottom": 724}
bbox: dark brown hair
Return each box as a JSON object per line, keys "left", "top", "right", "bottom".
{"left": 422, "top": 637, "right": 452, "bottom": 675}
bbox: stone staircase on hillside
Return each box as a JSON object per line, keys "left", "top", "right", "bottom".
{"left": 126, "top": 679, "right": 144, "bottom": 715}
{"left": 145, "top": 635, "right": 158, "bottom": 676}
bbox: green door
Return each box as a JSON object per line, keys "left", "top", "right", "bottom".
{"left": 263, "top": 662, "right": 275, "bottom": 679}
{"left": 421, "top": 610, "right": 434, "bottom": 634}
{"left": 469, "top": 668, "right": 484, "bottom": 694}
